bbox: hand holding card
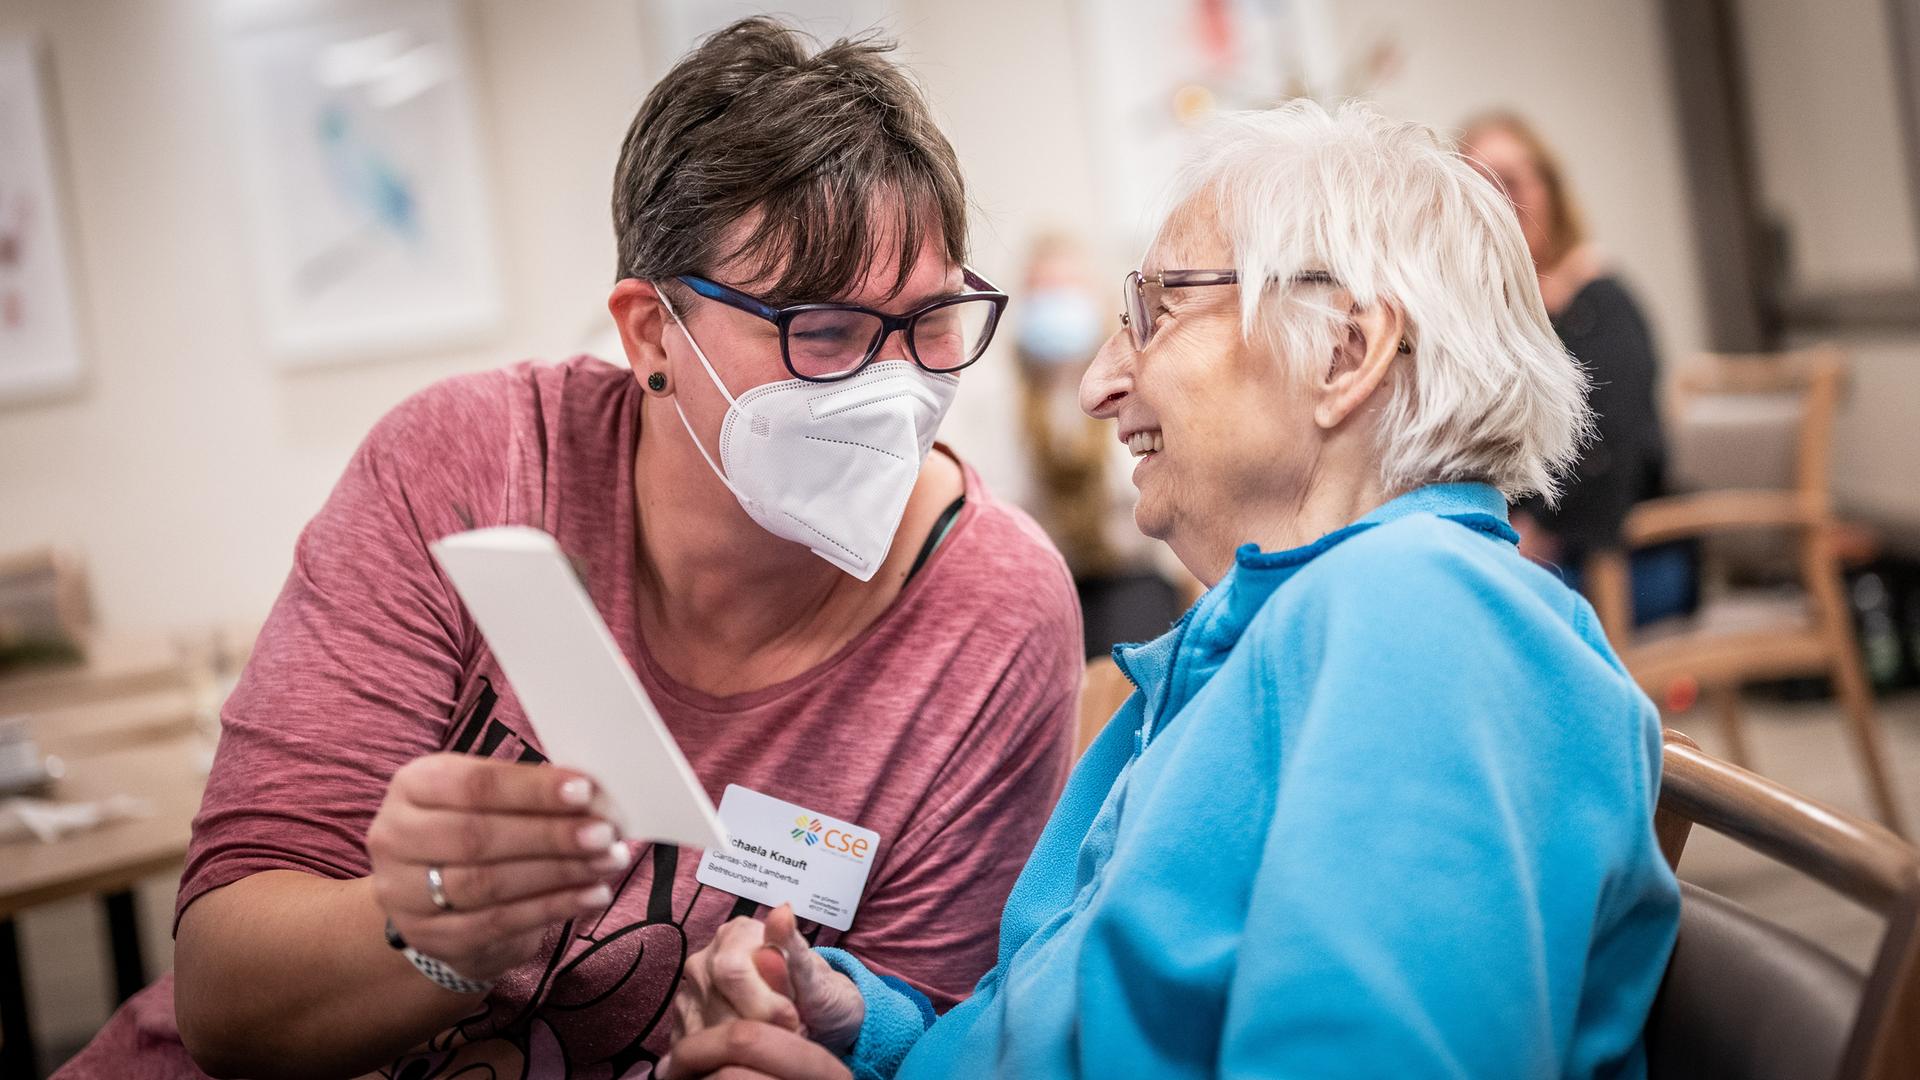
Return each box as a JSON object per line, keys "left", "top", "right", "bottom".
{"left": 431, "top": 526, "right": 728, "bottom": 852}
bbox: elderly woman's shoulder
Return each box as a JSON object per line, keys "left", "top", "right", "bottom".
{"left": 1244, "top": 509, "right": 1641, "bottom": 711}
{"left": 1290, "top": 510, "right": 1587, "bottom": 633}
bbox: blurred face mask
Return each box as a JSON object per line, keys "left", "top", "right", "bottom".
{"left": 1016, "top": 287, "right": 1104, "bottom": 366}
{"left": 658, "top": 289, "right": 959, "bottom": 582}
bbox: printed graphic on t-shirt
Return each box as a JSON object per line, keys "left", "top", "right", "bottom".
{"left": 381, "top": 676, "right": 819, "bottom": 1080}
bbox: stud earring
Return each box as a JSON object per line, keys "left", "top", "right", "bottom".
{"left": 647, "top": 371, "right": 668, "bottom": 393}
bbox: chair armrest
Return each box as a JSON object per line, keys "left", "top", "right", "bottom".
{"left": 1583, "top": 549, "right": 1633, "bottom": 645}
{"left": 1621, "top": 490, "right": 1823, "bottom": 549}
{"left": 1658, "top": 728, "right": 1917, "bottom": 912}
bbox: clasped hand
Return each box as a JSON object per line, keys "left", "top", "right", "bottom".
{"left": 661, "top": 903, "right": 865, "bottom": 1080}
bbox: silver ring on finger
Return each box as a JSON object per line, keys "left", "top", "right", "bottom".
{"left": 426, "top": 864, "right": 455, "bottom": 912}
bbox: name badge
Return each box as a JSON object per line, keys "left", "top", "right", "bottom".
{"left": 695, "top": 785, "right": 881, "bottom": 931}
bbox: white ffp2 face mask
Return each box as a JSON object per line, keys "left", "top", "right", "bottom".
{"left": 658, "top": 291, "right": 960, "bottom": 581}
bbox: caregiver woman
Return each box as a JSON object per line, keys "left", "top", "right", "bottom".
{"left": 665, "top": 101, "right": 1682, "bottom": 1079}
{"left": 66, "top": 19, "right": 1078, "bottom": 1080}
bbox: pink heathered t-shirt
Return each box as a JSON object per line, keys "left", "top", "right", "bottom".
{"left": 69, "top": 358, "right": 1080, "bottom": 1080}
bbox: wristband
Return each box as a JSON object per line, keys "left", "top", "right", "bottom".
{"left": 383, "top": 918, "right": 494, "bottom": 995}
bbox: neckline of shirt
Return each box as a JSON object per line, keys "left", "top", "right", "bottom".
{"left": 627, "top": 435, "right": 984, "bottom": 715}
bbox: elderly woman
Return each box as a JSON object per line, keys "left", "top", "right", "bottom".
{"left": 661, "top": 100, "right": 1682, "bottom": 1080}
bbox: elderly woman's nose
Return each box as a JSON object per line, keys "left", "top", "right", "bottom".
{"left": 1079, "top": 332, "right": 1133, "bottom": 418}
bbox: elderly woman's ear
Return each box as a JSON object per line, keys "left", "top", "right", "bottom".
{"left": 1313, "top": 302, "right": 1409, "bottom": 430}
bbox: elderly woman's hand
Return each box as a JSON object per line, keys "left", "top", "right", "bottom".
{"left": 659, "top": 1020, "right": 853, "bottom": 1080}
{"left": 671, "top": 904, "right": 865, "bottom": 1053}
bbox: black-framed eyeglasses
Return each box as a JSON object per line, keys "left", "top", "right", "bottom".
{"left": 1119, "top": 268, "right": 1343, "bottom": 351}
{"left": 675, "top": 268, "right": 1008, "bottom": 383}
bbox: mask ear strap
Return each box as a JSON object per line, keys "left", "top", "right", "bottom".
{"left": 655, "top": 285, "right": 738, "bottom": 407}
{"left": 671, "top": 397, "right": 756, "bottom": 507}
{"left": 655, "top": 284, "right": 755, "bottom": 505}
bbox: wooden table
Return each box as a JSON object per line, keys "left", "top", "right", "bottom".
{"left": 23, "top": 689, "right": 203, "bottom": 760}
{"left": 0, "top": 632, "right": 192, "bottom": 717}
{"left": 0, "top": 734, "right": 209, "bottom": 1076}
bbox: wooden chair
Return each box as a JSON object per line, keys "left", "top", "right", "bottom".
{"left": 1078, "top": 657, "right": 1136, "bottom": 756}
{"left": 1649, "top": 728, "right": 1920, "bottom": 1079}
{"left": 1587, "top": 346, "right": 1907, "bottom": 835}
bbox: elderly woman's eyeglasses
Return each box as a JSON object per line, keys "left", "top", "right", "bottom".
{"left": 675, "top": 269, "right": 1008, "bottom": 383}
{"left": 1119, "top": 268, "right": 1345, "bottom": 351}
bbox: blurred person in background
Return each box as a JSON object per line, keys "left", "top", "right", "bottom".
{"left": 1015, "top": 231, "right": 1192, "bottom": 657}
{"left": 62, "top": 19, "right": 1078, "bottom": 1080}
{"left": 661, "top": 100, "right": 1679, "bottom": 1080}
{"left": 1461, "top": 112, "right": 1694, "bottom": 624}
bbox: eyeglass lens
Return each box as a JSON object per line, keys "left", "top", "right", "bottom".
{"left": 784, "top": 299, "right": 999, "bottom": 379}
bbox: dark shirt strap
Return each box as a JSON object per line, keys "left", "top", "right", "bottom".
{"left": 906, "top": 496, "right": 968, "bottom": 583}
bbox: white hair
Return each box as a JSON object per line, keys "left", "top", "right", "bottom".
{"left": 1161, "top": 99, "right": 1592, "bottom": 503}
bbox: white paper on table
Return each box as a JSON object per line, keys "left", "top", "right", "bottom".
{"left": 430, "top": 527, "right": 727, "bottom": 852}
{"left": 0, "top": 795, "right": 152, "bottom": 844}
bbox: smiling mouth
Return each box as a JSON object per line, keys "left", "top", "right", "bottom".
{"left": 1125, "top": 430, "right": 1163, "bottom": 457}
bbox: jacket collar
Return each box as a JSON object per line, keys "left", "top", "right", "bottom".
{"left": 1113, "top": 482, "right": 1515, "bottom": 743}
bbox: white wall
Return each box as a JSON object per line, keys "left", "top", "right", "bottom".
{"left": 1338, "top": 0, "right": 1709, "bottom": 363}
{"left": 0, "top": 0, "right": 650, "bottom": 633}
{"left": 1, "top": 0, "right": 1712, "bottom": 635}
{"left": 1739, "top": 0, "right": 1919, "bottom": 291}
{"left": 1736, "top": 0, "right": 1920, "bottom": 526}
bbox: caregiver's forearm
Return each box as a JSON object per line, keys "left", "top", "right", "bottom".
{"left": 174, "top": 871, "right": 480, "bottom": 1080}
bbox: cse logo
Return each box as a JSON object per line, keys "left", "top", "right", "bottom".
{"left": 791, "top": 814, "right": 870, "bottom": 859}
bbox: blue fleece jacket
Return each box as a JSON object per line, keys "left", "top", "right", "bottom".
{"left": 818, "top": 483, "right": 1679, "bottom": 1079}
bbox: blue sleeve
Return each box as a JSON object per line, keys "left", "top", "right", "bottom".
{"left": 816, "top": 947, "right": 937, "bottom": 1080}
{"left": 1217, "top": 539, "right": 1664, "bottom": 1078}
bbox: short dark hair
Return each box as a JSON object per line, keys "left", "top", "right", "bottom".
{"left": 612, "top": 17, "right": 968, "bottom": 305}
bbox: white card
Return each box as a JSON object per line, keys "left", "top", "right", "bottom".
{"left": 696, "top": 785, "right": 881, "bottom": 931}
{"left": 430, "top": 527, "right": 727, "bottom": 853}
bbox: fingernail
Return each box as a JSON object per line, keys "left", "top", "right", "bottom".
{"left": 590, "top": 841, "right": 631, "bottom": 872}
{"left": 576, "top": 821, "right": 615, "bottom": 851}
{"left": 576, "top": 883, "right": 612, "bottom": 908}
{"left": 559, "top": 777, "right": 593, "bottom": 806}
{"left": 656, "top": 1053, "right": 673, "bottom": 1079}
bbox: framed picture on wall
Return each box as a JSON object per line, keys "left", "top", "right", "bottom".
{"left": 1070, "top": 0, "right": 1386, "bottom": 246}
{"left": 221, "top": 0, "right": 503, "bottom": 367}
{"left": 0, "top": 36, "right": 86, "bottom": 404}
